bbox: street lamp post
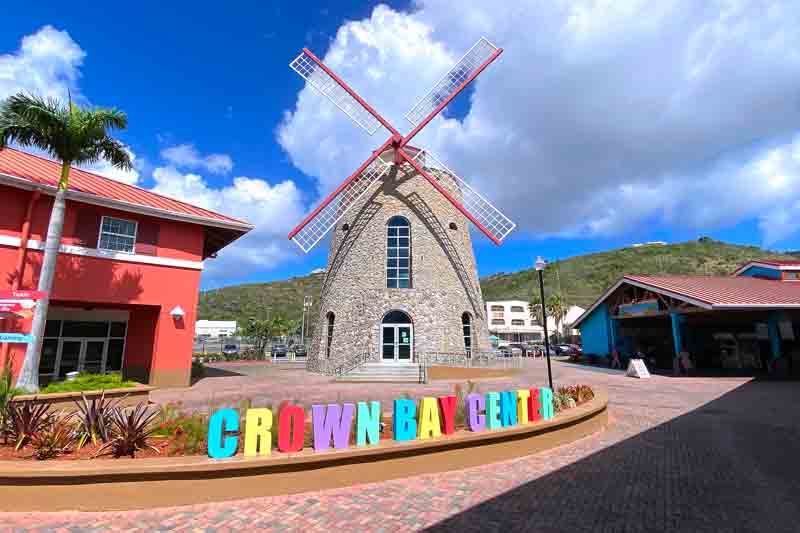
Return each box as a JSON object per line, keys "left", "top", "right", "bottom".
{"left": 536, "top": 256, "right": 554, "bottom": 390}
{"left": 301, "top": 295, "right": 313, "bottom": 346}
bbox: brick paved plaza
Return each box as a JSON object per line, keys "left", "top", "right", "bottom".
{"left": 3, "top": 360, "right": 799, "bottom": 532}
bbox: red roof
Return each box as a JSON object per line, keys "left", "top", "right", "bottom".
{"left": 0, "top": 147, "right": 252, "bottom": 230}
{"left": 624, "top": 275, "right": 800, "bottom": 308}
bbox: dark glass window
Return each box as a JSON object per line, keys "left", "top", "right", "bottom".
{"left": 106, "top": 339, "right": 125, "bottom": 371}
{"left": 383, "top": 310, "right": 412, "bottom": 324}
{"left": 462, "top": 313, "right": 472, "bottom": 354}
{"left": 44, "top": 320, "right": 62, "bottom": 337}
{"left": 387, "top": 216, "right": 411, "bottom": 289}
{"left": 40, "top": 339, "right": 58, "bottom": 374}
{"left": 62, "top": 321, "right": 109, "bottom": 337}
{"left": 325, "top": 312, "right": 335, "bottom": 359}
{"left": 110, "top": 322, "right": 127, "bottom": 338}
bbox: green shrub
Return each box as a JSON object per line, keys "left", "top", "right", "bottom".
{"left": 40, "top": 373, "right": 138, "bottom": 394}
{"left": 152, "top": 403, "right": 209, "bottom": 455}
{"left": 191, "top": 361, "right": 206, "bottom": 381}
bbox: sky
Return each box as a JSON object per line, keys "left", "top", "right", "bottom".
{"left": 2, "top": 1, "right": 800, "bottom": 289}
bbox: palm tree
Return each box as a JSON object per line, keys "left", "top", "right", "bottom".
{"left": 0, "top": 93, "right": 132, "bottom": 392}
{"left": 546, "top": 293, "right": 568, "bottom": 344}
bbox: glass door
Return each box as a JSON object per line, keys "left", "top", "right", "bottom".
{"left": 381, "top": 325, "right": 413, "bottom": 362}
{"left": 382, "top": 325, "right": 396, "bottom": 360}
{"left": 58, "top": 340, "right": 82, "bottom": 378}
{"left": 82, "top": 340, "right": 107, "bottom": 373}
{"left": 398, "top": 326, "right": 412, "bottom": 361}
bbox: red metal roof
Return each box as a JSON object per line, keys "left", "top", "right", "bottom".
{"left": 624, "top": 275, "right": 800, "bottom": 308}
{"left": 0, "top": 147, "right": 252, "bottom": 230}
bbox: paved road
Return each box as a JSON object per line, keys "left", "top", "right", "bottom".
{"left": 3, "top": 361, "right": 799, "bottom": 532}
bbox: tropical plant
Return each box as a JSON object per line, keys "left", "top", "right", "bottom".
{"left": 30, "top": 414, "right": 77, "bottom": 460}
{"left": 0, "top": 92, "right": 132, "bottom": 392}
{"left": 546, "top": 293, "right": 569, "bottom": 343}
{"left": 72, "top": 391, "right": 121, "bottom": 448}
{"left": 7, "top": 399, "right": 52, "bottom": 450}
{"left": 552, "top": 391, "right": 575, "bottom": 414}
{"left": 97, "top": 403, "right": 159, "bottom": 458}
{"left": 529, "top": 292, "right": 544, "bottom": 326}
{"left": 558, "top": 385, "right": 595, "bottom": 405}
{"left": 0, "top": 357, "right": 20, "bottom": 443}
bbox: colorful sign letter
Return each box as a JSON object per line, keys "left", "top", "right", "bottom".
{"left": 499, "top": 391, "right": 518, "bottom": 427}
{"left": 244, "top": 408, "right": 273, "bottom": 457}
{"left": 312, "top": 403, "right": 354, "bottom": 450}
{"left": 466, "top": 393, "right": 485, "bottom": 432}
{"left": 485, "top": 392, "right": 501, "bottom": 430}
{"left": 539, "top": 387, "right": 554, "bottom": 420}
{"left": 393, "top": 399, "right": 417, "bottom": 441}
{"left": 516, "top": 389, "right": 530, "bottom": 424}
{"left": 208, "top": 408, "right": 239, "bottom": 459}
{"left": 417, "top": 397, "right": 442, "bottom": 440}
{"left": 356, "top": 401, "right": 381, "bottom": 447}
{"left": 438, "top": 396, "right": 457, "bottom": 435}
{"left": 277, "top": 405, "right": 305, "bottom": 452}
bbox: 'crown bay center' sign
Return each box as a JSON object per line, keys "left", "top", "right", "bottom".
{"left": 207, "top": 386, "right": 554, "bottom": 459}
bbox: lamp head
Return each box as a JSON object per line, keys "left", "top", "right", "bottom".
{"left": 535, "top": 256, "right": 547, "bottom": 271}
{"left": 169, "top": 305, "right": 185, "bottom": 318}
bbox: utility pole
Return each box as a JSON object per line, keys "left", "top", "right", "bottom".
{"left": 301, "top": 295, "right": 313, "bottom": 346}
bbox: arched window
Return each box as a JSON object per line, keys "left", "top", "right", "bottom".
{"left": 387, "top": 216, "right": 411, "bottom": 288}
{"left": 461, "top": 312, "right": 472, "bottom": 355}
{"left": 325, "top": 312, "right": 335, "bottom": 359}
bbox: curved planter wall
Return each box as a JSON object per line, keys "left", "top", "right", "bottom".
{"left": 0, "top": 390, "right": 608, "bottom": 511}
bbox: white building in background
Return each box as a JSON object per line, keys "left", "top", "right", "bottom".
{"left": 195, "top": 320, "right": 238, "bottom": 338}
{"left": 485, "top": 300, "right": 586, "bottom": 344}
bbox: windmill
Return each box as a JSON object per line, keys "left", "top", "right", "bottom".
{"left": 288, "top": 37, "right": 516, "bottom": 376}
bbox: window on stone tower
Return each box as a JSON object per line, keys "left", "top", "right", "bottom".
{"left": 325, "top": 312, "right": 335, "bottom": 359}
{"left": 387, "top": 216, "right": 411, "bottom": 289}
{"left": 462, "top": 312, "right": 472, "bottom": 355}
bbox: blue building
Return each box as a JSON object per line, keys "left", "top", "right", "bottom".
{"left": 573, "top": 260, "right": 800, "bottom": 375}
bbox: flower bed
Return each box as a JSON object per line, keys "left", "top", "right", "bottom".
{"left": 0, "top": 383, "right": 596, "bottom": 462}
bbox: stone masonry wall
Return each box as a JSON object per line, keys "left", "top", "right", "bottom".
{"left": 307, "top": 161, "right": 491, "bottom": 370}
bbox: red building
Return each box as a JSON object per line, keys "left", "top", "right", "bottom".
{"left": 0, "top": 148, "right": 252, "bottom": 387}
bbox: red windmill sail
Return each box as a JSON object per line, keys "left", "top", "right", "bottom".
{"left": 287, "top": 37, "right": 515, "bottom": 253}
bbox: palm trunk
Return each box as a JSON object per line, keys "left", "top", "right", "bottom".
{"left": 16, "top": 164, "right": 69, "bottom": 392}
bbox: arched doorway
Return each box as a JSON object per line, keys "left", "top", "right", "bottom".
{"left": 381, "top": 310, "right": 413, "bottom": 363}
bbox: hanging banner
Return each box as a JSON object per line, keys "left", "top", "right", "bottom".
{"left": 0, "top": 333, "right": 34, "bottom": 344}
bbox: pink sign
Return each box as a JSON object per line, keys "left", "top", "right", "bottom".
{"left": 0, "top": 290, "right": 47, "bottom": 300}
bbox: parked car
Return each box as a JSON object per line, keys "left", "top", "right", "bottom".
{"left": 222, "top": 344, "right": 239, "bottom": 357}
{"left": 271, "top": 344, "right": 288, "bottom": 358}
{"left": 508, "top": 343, "right": 530, "bottom": 356}
{"left": 293, "top": 344, "right": 307, "bottom": 357}
{"left": 497, "top": 345, "right": 522, "bottom": 357}
{"left": 555, "top": 344, "right": 578, "bottom": 355}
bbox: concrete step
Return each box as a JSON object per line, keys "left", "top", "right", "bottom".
{"left": 337, "top": 363, "right": 422, "bottom": 382}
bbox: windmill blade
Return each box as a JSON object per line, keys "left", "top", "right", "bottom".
{"left": 408, "top": 150, "right": 516, "bottom": 244}
{"left": 289, "top": 144, "right": 393, "bottom": 253}
{"left": 290, "top": 49, "right": 399, "bottom": 136}
{"left": 403, "top": 37, "right": 502, "bottom": 140}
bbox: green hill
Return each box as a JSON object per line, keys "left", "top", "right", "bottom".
{"left": 198, "top": 239, "right": 795, "bottom": 327}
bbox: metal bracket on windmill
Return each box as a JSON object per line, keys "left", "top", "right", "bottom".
{"left": 287, "top": 37, "right": 515, "bottom": 253}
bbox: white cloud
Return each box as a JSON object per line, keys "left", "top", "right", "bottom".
{"left": 0, "top": 25, "right": 85, "bottom": 102}
{"left": 160, "top": 144, "right": 234, "bottom": 174}
{"left": 278, "top": 1, "right": 800, "bottom": 247}
{"left": 150, "top": 165, "right": 305, "bottom": 283}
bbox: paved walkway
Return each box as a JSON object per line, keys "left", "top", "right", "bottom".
{"left": 3, "top": 361, "right": 799, "bottom": 532}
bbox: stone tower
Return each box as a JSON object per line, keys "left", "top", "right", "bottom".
{"left": 307, "top": 148, "right": 491, "bottom": 371}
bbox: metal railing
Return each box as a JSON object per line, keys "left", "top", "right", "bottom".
{"left": 317, "top": 351, "right": 373, "bottom": 377}
{"left": 418, "top": 351, "right": 523, "bottom": 382}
